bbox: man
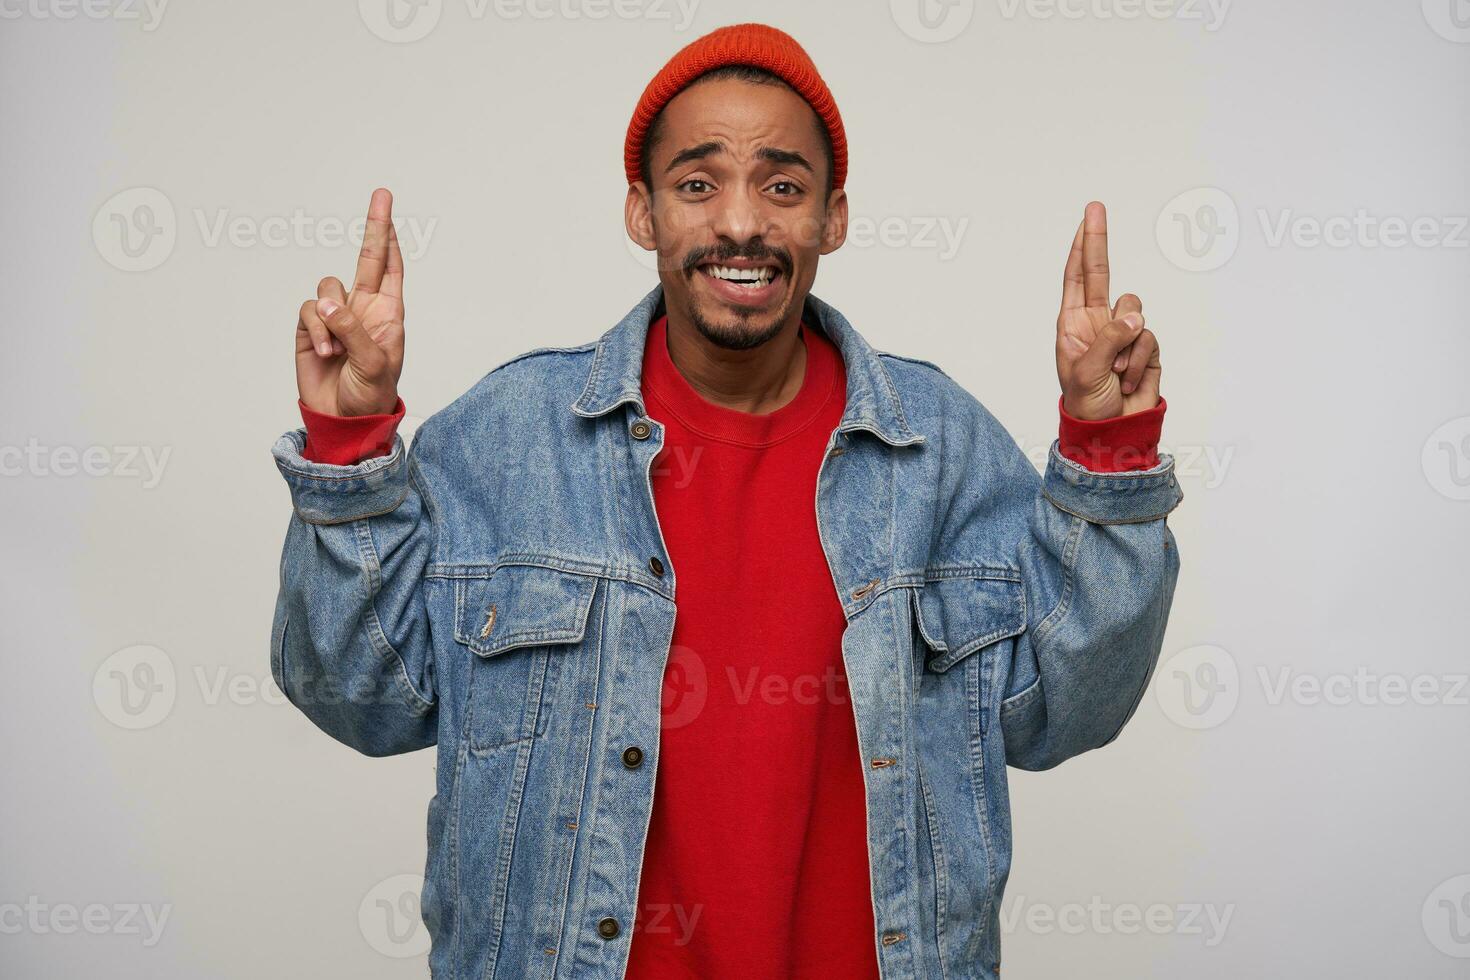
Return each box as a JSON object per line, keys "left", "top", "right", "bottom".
{"left": 271, "top": 22, "right": 1181, "bottom": 980}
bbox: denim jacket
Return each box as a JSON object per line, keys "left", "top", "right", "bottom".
{"left": 269, "top": 283, "right": 1183, "bottom": 980}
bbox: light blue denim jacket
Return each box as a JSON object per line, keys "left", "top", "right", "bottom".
{"left": 269, "top": 283, "right": 1183, "bottom": 980}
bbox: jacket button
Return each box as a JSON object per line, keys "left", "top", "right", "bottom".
{"left": 622, "top": 746, "right": 644, "bottom": 769}
{"left": 630, "top": 419, "right": 652, "bottom": 440}
{"left": 597, "top": 916, "right": 620, "bottom": 939}
{"left": 648, "top": 556, "right": 665, "bottom": 577}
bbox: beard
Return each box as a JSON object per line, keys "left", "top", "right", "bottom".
{"left": 687, "top": 294, "right": 792, "bottom": 351}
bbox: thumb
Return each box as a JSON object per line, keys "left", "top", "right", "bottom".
{"left": 1077, "top": 312, "right": 1143, "bottom": 382}
{"left": 316, "top": 299, "right": 386, "bottom": 376}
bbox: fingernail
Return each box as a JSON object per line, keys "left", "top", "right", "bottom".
{"left": 318, "top": 299, "right": 340, "bottom": 317}
{"left": 1123, "top": 313, "right": 1142, "bottom": 330}
{"left": 1123, "top": 382, "right": 1135, "bottom": 393}
{"left": 317, "top": 342, "right": 331, "bottom": 356}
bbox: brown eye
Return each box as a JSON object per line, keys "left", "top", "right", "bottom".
{"left": 769, "top": 181, "right": 801, "bottom": 196}
{"left": 678, "top": 179, "right": 713, "bottom": 193}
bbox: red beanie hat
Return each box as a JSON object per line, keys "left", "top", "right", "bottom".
{"left": 624, "top": 23, "right": 847, "bottom": 190}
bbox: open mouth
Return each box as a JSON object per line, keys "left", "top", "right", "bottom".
{"left": 695, "top": 259, "right": 785, "bottom": 305}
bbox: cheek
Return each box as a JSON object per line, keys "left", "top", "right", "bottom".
{"left": 655, "top": 201, "right": 714, "bottom": 246}
{"left": 776, "top": 212, "right": 829, "bottom": 253}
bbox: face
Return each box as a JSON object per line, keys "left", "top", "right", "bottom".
{"left": 625, "top": 76, "right": 848, "bottom": 351}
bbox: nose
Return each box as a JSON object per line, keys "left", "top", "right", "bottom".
{"left": 707, "top": 184, "right": 770, "bottom": 246}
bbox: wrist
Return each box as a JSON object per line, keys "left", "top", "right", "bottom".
{"left": 1061, "top": 391, "right": 1160, "bottom": 421}
{"left": 300, "top": 394, "right": 400, "bottom": 419}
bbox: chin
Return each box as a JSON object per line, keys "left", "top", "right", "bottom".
{"left": 690, "top": 303, "right": 788, "bottom": 352}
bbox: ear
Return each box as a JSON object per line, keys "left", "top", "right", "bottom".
{"left": 818, "top": 188, "right": 848, "bottom": 256}
{"left": 625, "top": 182, "right": 657, "bottom": 251}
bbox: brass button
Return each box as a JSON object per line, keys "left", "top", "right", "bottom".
{"left": 631, "top": 419, "right": 652, "bottom": 440}
{"left": 597, "top": 916, "right": 620, "bottom": 940}
{"left": 649, "top": 556, "right": 665, "bottom": 578}
{"left": 622, "top": 745, "right": 644, "bottom": 769}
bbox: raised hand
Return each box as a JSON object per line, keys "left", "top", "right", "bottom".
{"left": 295, "top": 188, "right": 406, "bottom": 417}
{"left": 1055, "top": 202, "right": 1162, "bottom": 420}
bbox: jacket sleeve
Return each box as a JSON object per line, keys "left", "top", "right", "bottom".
{"left": 998, "top": 433, "right": 1183, "bottom": 771}
{"left": 268, "top": 423, "right": 438, "bottom": 757}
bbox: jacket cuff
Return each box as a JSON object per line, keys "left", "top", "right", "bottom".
{"left": 299, "top": 396, "right": 407, "bottom": 465}
{"left": 1041, "top": 439, "right": 1183, "bottom": 525}
{"left": 271, "top": 428, "right": 410, "bottom": 525}
{"left": 1057, "top": 394, "right": 1166, "bottom": 472}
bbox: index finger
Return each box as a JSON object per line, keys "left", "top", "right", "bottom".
{"left": 1060, "top": 217, "right": 1085, "bottom": 314}
{"left": 1082, "top": 200, "right": 1109, "bottom": 309}
{"left": 353, "top": 187, "right": 394, "bottom": 295}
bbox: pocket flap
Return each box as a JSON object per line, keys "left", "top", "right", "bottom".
{"left": 913, "top": 576, "right": 1026, "bottom": 672}
{"left": 454, "top": 565, "right": 598, "bottom": 658}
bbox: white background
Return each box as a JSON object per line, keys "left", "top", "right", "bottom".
{"left": 3, "top": 0, "right": 1468, "bottom": 976}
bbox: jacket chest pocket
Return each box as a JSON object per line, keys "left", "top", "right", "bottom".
{"left": 453, "top": 565, "right": 600, "bottom": 754}
{"left": 913, "top": 575, "right": 1026, "bottom": 674}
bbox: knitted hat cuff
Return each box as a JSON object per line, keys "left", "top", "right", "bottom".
{"left": 623, "top": 23, "right": 847, "bottom": 190}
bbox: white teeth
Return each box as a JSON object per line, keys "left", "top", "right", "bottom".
{"left": 703, "top": 264, "right": 775, "bottom": 285}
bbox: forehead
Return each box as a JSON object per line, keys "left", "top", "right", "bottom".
{"left": 653, "top": 76, "right": 823, "bottom": 164}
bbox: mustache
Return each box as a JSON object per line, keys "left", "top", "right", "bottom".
{"left": 682, "top": 244, "right": 791, "bottom": 276}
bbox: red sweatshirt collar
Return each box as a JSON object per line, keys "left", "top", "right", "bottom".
{"left": 641, "top": 313, "right": 842, "bottom": 449}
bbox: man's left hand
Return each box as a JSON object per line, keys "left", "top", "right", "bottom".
{"left": 1056, "top": 201, "right": 1163, "bottom": 420}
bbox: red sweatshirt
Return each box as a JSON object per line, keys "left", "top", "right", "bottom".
{"left": 295, "top": 323, "right": 1165, "bottom": 978}
{"left": 622, "top": 313, "right": 873, "bottom": 977}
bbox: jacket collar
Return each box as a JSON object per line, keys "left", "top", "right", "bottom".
{"left": 571, "top": 283, "right": 925, "bottom": 447}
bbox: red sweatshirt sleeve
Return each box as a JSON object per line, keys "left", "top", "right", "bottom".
{"left": 298, "top": 396, "right": 407, "bottom": 465}
{"left": 1057, "top": 394, "right": 1167, "bottom": 472}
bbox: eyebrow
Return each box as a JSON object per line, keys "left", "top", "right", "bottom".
{"left": 663, "top": 140, "right": 815, "bottom": 176}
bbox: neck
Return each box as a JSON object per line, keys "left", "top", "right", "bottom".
{"left": 662, "top": 306, "right": 808, "bottom": 415}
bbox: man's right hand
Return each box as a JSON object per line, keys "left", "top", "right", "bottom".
{"left": 295, "top": 188, "right": 405, "bottom": 418}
